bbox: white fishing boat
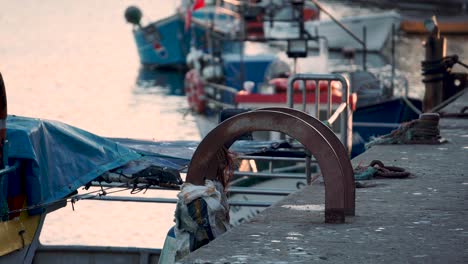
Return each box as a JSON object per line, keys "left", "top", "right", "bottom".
{"left": 264, "top": 10, "right": 401, "bottom": 51}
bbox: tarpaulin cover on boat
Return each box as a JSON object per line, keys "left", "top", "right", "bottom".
{"left": 4, "top": 115, "right": 141, "bottom": 214}
{"left": 2, "top": 116, "right": 295, "bottom": 216}
{"left": 113, "top": 138, "right": 294, "bottom": 170}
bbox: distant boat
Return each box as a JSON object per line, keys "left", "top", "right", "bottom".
{"left": 124, "top": 5, "right": 240, "bottom": 69}
{"left": 264, "top": 11, "right": 402, "bottom": 51}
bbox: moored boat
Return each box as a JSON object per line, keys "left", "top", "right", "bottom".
{"left": 124, "top": 3, "right": 240, "bottom": 69}
{"left": 264, "top": 10, "right": 401, "bottom": 51}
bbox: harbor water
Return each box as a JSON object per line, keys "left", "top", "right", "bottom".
{"left": 1, "top": 0, "right": 199, "bottom": 249}
{"left": 1, "top": 0, "right": 467, "bottom": 249}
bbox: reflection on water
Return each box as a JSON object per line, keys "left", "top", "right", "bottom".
{"left": 135, "top": 68, "right": 187, "bottom": 96}
{"left": 0, "top": 0, "right": 198, "bottom": 249}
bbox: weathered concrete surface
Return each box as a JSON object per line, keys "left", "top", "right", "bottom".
{"left": 180, "top": 92, "right": 468, "bottom": 264}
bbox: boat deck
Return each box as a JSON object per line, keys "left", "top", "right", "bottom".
{"left": 180, "top": 92, "right": 468, "bottom": 263}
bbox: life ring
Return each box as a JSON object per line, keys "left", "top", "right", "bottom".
{"left": 0, "top": 73, "right": 7, "bottom": 169}
{"left": 184, "top": 69, "right": 206, "bottom": 114}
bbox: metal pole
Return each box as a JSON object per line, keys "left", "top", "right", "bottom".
{"left": 80, "top": 195, "right": 272, "bottom": 207}
{"left": 327, "top": 80, "right": 332, "bottom": 119}
{"left": 239, "top": 2, "right": 245, "bottom": 89}
{"left": 287, "top": 76, "right": 295, "bottom": 108}
{"left": 301, "top": 80, "right": 307, "bottom": 112}
{"left": 390, "top": 23, "right": 396, "bottom": 98}
{"left": 305, "top": 155, "right": 312, "bottom": 185}
{"left": 339, "top": 75, "right": 351, "bottom": 154}
{"left": 362, "top": 26, "right": 367, "bottom": 71}
{"left": 238, "top": 155, "right": 310, "bottom": 162}
{"left": 234, "top": 171, "right": 314, "bottom": 180}
{"left": 315, "top": 81, "right": 320, "bottom": 119}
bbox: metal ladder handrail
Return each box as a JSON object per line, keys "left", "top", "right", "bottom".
{"left": 286, "top": 73, "right": 352, "bottom": 153}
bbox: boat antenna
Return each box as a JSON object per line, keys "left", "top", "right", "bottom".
{"left": 389, "top": 23, "right": 396, "bottom": 98}
{"left": 238, "top": 0, "right": 246, "bottom": 89}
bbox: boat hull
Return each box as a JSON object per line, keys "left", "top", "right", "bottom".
{"left": 351, "top": 97, "right": 422, "bottom": 157}
{"left": 264, "top": 11, "right": 401, "bottom": 51}
{"left": 194, "top": 96, "right": 422, "bottom": 158}
{"left": 133, "top": 14, "right": 196, "bottom": 69}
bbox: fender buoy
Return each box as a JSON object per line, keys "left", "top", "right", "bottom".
{"left": 269, "top": 78, "right": 340, "bottom": 96}
{"left": 0, "top": 73, "right": 7, "bottom": 169}
{"left": 184, "top": 70, "right": 196, "bottom": 110}
{"left": 184, "top": 69, "right": 206, "bottom": 114}
{"left": 303, "top": 6, "right": 320, "bottom": 21}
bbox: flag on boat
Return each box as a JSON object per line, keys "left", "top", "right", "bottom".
{"left": 185, "top": 0, "right": 205, "bottom": 31}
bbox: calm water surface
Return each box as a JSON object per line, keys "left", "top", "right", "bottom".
{"left": 1, "top": 0, "right": 467, "bottom": 249}
{"left": 2, "top": 0, "right": 198, "bottom": 248}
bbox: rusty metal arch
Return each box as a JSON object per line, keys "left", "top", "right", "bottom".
{"left": 186, "top": 110, "right": 350, "bottom": 223}
{"left": 256, "top": 107, "right": 355, "bottom": 216}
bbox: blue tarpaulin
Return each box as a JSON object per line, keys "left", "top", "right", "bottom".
{"left": 4, "top": 115, "right": 141, "bottom": 213}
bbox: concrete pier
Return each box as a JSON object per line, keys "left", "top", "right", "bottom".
{"left": 181, "top": 92, "right": 468, "bottom": 263}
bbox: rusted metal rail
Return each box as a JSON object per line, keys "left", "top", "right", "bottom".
{"left": 185, "top": 109, "right": 355, "bottom": 223}
{"left": 257, "top": 107, "right": 355, "bottom": 216}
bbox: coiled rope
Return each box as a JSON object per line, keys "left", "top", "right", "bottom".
{"left": 422, "top": 55, "right": 468, "bottom": 83}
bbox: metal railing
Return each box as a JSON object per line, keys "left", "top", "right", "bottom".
{"left": 84, "top": 151, "right": 316, "bottom": 208}
{"left": 204, "top": 81, "right": 239, "bottom": 110}
{"left": 287, "top": 73, "right": 352, "bottom": 152}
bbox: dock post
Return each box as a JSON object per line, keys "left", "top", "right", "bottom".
{"left": 422, "top": 17, "right": 446, "bottom": 112}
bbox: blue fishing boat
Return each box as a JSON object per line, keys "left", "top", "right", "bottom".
{"left": 124, "top": 8, "right": 200, "bottom": 70}
{"left": 124, "top": 4, "right": 240, "bottom": 69}
{"left": 124, "top": 0, "right": 322, "bottom": 69}
{"left": 129, "top": 13, "right": 190, "bottom": 69}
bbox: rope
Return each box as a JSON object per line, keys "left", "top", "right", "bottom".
{"left": 0, "top": 183, "right": 132, "bottom": 219}
{"left": 402, "top": 96, "right": 422, "bottom": 115}
{"left": 353, "top": 160, "right": 410, "bottom": 183}
{"left": 421, "top": 55, "right": 468, "bottom": 83}
{"left": 365, "top": 114, "right": 442, "bottom": 149}
{"left": 369, "top": 160, "right": 411, "bottom": 178}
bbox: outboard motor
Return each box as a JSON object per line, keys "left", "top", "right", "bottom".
{"left": 124, "top": 6, "right": 142, "bottom": 27}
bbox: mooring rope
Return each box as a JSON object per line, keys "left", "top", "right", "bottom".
{"left": 354, "top": 160, "right": 410, "bottom": 181}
